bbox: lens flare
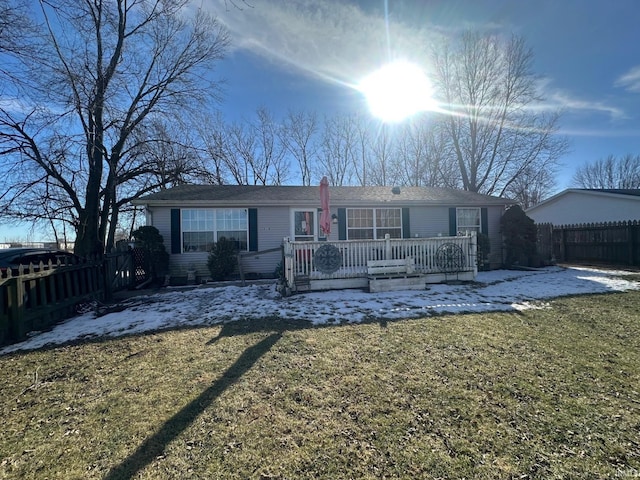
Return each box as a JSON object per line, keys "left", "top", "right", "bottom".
{"left": 359, "top": 61, "right": 436, "bottom": 122}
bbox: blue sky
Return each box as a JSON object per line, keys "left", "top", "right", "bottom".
{"left": 208, "top": 0, "right": 640, "bottom": 189}
{"left": 3, "top": 0, "right": 639, "bottom": 242}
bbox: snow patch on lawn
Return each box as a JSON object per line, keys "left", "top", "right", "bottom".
{"left": 2, "top": 266, "right": 638, "bottom": 354}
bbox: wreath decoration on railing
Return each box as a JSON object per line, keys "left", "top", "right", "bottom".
{"left": 313, "top": 244, "right": 342, "bottom": 274}
{"left": 435, "top": 243, "right": 466, "bottom": 273}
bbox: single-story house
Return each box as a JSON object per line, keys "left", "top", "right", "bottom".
{"left": 132, "top": 184, "right": 516, "bottom": 280}
{"left": 526, "top": 189, "right": 640, "bottom": 226}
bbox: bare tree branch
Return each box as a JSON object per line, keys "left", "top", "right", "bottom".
{"left": 572, "top": 154, "right": 640, "bottom": 189}
{"left": 0, "top": 0, "right": 229, "bottom": 253}
{"left": 431, "top": 32, "right": 568, "bottom": 196}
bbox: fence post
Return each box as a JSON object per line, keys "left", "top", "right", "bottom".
{"left": 104, "top": 254, "right": 114, "bottom": 302}
{"left": 0, "top": 277, "right": 10, "bottom": 344}
{"left": 7, "top": 277, "right": 26, "bottom": 341}
{"left": 630, "top": 222, "right": 639, "bottom": 266}
{"left": 238, "top": 253, "right": 245, "bottom": 287}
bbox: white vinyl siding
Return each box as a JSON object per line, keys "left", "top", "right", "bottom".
{"left": 526, "top": 190, "right": 640, "bottom": 225}
{"left": 147, "top": 202, "right": 508, "bottom": 277}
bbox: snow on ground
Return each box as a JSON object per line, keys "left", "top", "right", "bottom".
{"left": 2, "top": 266, "right": 639, "bottom": 354}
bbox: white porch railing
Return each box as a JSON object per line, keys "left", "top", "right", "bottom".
{"left": 282, "top": 233, "right": 477, "bottom": 292}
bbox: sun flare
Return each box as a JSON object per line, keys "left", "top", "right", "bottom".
{"left": 359, "top": 61, "right": 436, "bottom": 122}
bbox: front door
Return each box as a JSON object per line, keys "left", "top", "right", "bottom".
{"left": 291, "top": 209, "right": 317, "bottom": 241}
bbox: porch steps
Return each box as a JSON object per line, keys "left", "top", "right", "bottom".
{"left": 368, "top": 275, "right": 427, "bottom": 293}
{"left": 367, "top": 258, "right": 427, "bottom": 293}
{"left": 294, "top": 275, "right": 311, "bottom": 292}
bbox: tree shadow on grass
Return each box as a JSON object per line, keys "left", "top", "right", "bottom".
{"left": 104, "top": 331, "right": 282, "bottom": 480}
{"left": 205, "top": 316, "right": 319, "bottom": 345}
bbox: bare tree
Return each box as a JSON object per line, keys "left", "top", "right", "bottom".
{"left": 222, "top": 109, "right": 290, "bottom": 186}
{"left": 426, "top": 119, "right": 462, "bottom": 189}
{"left": 389, "top": 118, "right": 458, "bottom": 188}
{"left": 225, "top": 121, "right": 255, "bottom": 185}
{"left": 0, "top": 0, "right": 229, "bottom": 255}
{"left": 281, "top": 110, "right": 318, "bottom": 186}
{"left": 505, "top": 163, "right": 557, "bottom": 208}
{"left": 394, "top": 121, "right": 429, "bottom": 186}
{"left": 431, "top": 32, "right": 567, "bottom": 196}
{"left": 0, "top": 0, "right": 36, "bottom": 82}
{"left": 253, "top": 107, "right": 289, "bottom": 185}
{"left": 317, "top": 114, "right": 358, "bottom": 186}
{"left": 190, "top": 112, "right": 232, "bottom": 185}
{"left": 369, "top": 123, "right": 396, "bottom": 186}
{"left": 352, "top": 114, "right": 372, "bottom": 186}
{"left": 572, "top": 154, "right": 640, "bottom": 189}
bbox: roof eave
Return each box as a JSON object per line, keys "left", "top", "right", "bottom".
{"left": 132, "top": 198, "right": 513, "bottom": 207}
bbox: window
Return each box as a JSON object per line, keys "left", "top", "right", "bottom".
{"left": 347, "top": 208, "right": 402, "bottom": 240}
{"left": 347, "top": 208, "right": 373, "bottom": 239}
{"left": 216, "top": 209, "right": 248, "bottom": 250}
{"left": 182, "top": 208, "right": 248, "bottom": 252}
{"left": 376, "top": 208, "right": 402, "bottom": 238}
{"left": 292, "top": 210, "right": 315, "bottom": 241}
{"left": 456, "top": 207, "right": 481, "bottom": 234}
{"left": 182, "top": 209, "right": 214, "bottom": 252}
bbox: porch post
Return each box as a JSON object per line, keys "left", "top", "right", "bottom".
{"left": 471, "top": 232, "right": 478, "bottom": 277}
{"left": 385, "top": 233, "right": 391, "bottom": 260}
{"left": 282, "top": 237, "right": 295, "bottom": 291}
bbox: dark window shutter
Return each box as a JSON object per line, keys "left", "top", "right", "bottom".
{"left": 248, "top": 208, "right": 258, "bottom": 251}
{"left": 449, "top": 208, "right": 457, "bottom": 236}
{"left": 402, "top": 208, "right": 410, "bottom": 238}
{"left": 170, "top": 209, "right": 181, "bottom": 254}
{"left": 481, "top": 208, "right": 488, "bottom": 234}
{"left": 338, "top": 208, "right": 347, "bottom": 240}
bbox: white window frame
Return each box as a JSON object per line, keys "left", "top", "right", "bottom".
{"left": 456, "top": 207, "right": 482, "bottom": 235}
{"left": 181, "top": 208, "right": 248, "bottom": 253}
{"left": 346, "top": 208, "right": 402, "bottom": 240}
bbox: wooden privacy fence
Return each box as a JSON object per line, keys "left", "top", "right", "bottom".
{"left": 537, "top": 220, "right": 640, "bottom": 267}
{"left": 0, "top": 251, "right": 137, "bottom": 346}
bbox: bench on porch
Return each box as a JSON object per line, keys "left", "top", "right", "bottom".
{"left": 367, "top": 257, "right": 426, "bottom": 293}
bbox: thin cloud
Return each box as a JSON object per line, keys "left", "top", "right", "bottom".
{"left": 530, "top": 78, "right": 626, "bottom": 120}
{"left": 614, "top": 66, "right": 640, "bottom": 93}
{"left": 205, "top": 0, "right": 439, "bottom": 88}
{"left": 548, "top": 91, "right": 625, "bottom": 119}
{"left": 204, "top": 0, "right": 629, "bottom": 125}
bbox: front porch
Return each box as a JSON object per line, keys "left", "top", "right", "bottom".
{"left": 282, "top": 233, "right": 477, "bottom": 293}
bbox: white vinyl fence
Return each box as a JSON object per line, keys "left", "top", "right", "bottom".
{"left": 282, "top": 233, "right": 477, "bottom": 292}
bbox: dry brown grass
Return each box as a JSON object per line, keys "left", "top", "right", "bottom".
{"left": 1, "top": 291, "right": 639, "bottom": 479}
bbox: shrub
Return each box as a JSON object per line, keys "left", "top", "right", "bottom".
{"left": 274, "top": 261, "right": 284, "bottom": 280}
{"left": 131, "top": 226, "right": 169, "bottom": 282}
{"left": 500, "top": 205, "right": 537, "bottom": 268}
{"left": 207, "top": 237, "right": 238, "bottom": 281}
{"left": 476, "top": 233, "right": 491, "bottom": 271}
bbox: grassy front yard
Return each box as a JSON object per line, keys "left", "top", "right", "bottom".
{"left": 1, "top": 290, "right": 639, "bottom": 479}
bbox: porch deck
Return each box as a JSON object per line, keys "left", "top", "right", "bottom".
{"left": 282, "top": 233, "right": 477, "bottom": 293}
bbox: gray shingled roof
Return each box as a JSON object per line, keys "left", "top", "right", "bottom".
{"left": 134, "top": 184, "right": 515, "bottom": 206}
{"left": 580, "top": 189, "right": 640, "bottom": 197}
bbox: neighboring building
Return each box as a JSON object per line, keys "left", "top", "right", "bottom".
{"left": 0, "top": 242, "right": 60, "bottom": 250}
{"left": 526, "top": 189, "right": 640, "bottom": 225}
{"left": 132, "top": 184, "right": 515, "bottom": 279}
